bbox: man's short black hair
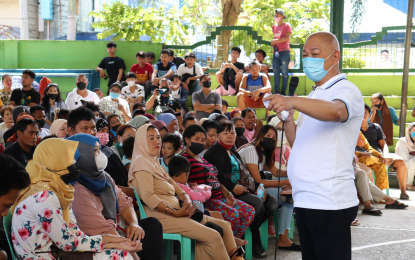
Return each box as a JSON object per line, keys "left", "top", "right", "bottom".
{"left": 58, "top": 109, "right": 70, "bottom": 119}
{"left": 126, "top": 72, "right": 136, "bottom": 79}
{"left": 202, "top": 120, "right": 218, "bottom": 133}
{"left": 67, "top": 106, "right": 95, "bottom": 130}
{"left": 109, "top": 82, "right": 122, "bottom": 91}
{"left": 184, "top": 52, "right": 196, "bottom": 59}
{"left": 107, "top": 113, "right": 120, "bottom": 124}
{"left": 15, "top": 118, "right": 38, "bottom": 134}
{"left": 182, "top": 115, "right": 196, "bottom": 128}
{"left": 29, "top": 105, "right": 45, "bottom": 115}
{"left": 381, "top": 50, "right": 389, "bottom": 54}
{"left": 132, "top": 103, "right": 145, "bottom": 111}
{"left": 136, "top": 51, "right": 146, "bottom": 58}
{"left": 93, "top": 88, "right": 103, "bottom": 93}
{"left": 22, "top": 70, "right": 36, "bottom": 79}
{"left": 107, "top": 41, "right": 117, "bottom": 48}
{"left": 255, "top": 49, "right": 267, "bottom": 58}
{"left": 146, "top": 52, "right": 155, "bottom": 59}
{"left": 83, "top": 101, "right": 100, "bottom": 112}
{"left": 162, "top": 133, "right": 181, "bottom": 151}
{"left": 364, "top": 104, "right": 371, "bottom": 113}
{"left": 122, "top": 136, "right": 135, "bottom": 158}
{"left": 168, "top": 155, "right": 190, "bottom": 178}
{"left": 182, "top": 124, "right": 206, "bottom": 145}
{"left": 211, "top": 109, "right": 222, "bottom": 115}
{"left": 0, "top": 154, "right": 31, "bottom": 197}
{"left": 221, "top": 100, "right": 228, "bottom": 108}
{"left": 171, "top": 73, "right": 181, "bottom": 81}
{"left": 160, "top": 49, "right": 170, "bottom": 56}
{"left": 168, "top": 49, "right": 175, "bottom": 57}
{"left": 200, "top": 74, "right": 210, "bottom": 81}
{"left": 231, "top": 47, "right": 242, "bottom": 54}
{"left": 242, "top": 108, "right": 256, "bottom": 118}
{"left": 214, "top": 115, "right": 228, "bottom": 124}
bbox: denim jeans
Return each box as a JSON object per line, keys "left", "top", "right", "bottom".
{"left": 179, "top": 87, "right": 189, "bottom": 112}
{"left": 189, "top": 79, "right": 201, "bottom": 95}
{"left": 265, "top": 177, "right": 294, "bottom": 234}
{"left": 272, "top": 50, "right": 290, "bottom": 94}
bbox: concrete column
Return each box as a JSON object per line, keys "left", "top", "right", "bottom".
{"left": 19, "top": 0, "right": 29, "bottom": 39}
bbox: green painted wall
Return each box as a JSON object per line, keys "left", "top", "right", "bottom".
{"left": 0, "top": 40, "right": 163, "bottom": 94}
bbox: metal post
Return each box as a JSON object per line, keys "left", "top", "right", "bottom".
{"left": 399, "top": 0, "right": 414, "bottom": 137}
{"left": 330, "top": 0, "right": 344, "bottom": 71}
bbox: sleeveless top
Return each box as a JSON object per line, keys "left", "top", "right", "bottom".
{"left": 246, "top": 74, "right": 264, "bottom": 93}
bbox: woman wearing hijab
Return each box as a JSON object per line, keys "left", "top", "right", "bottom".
{"left": 151, "top": 120, "right": 168, "bottom": 136}
{"left": 70, "top": 134, "right": 163, "bottom": 260}
{"left": 96, "top": 118, "right": 112, "bottom": 147}
{"left": 128, "top": 124, "right": 245, "bottom": 260}
{"left": 395, "top": 123, "right": 415, "bottom": 191}
{"left": 128, "top": 115, "right": 150, "bottom": 129}
{"left": 157, "top": 113, "right": 182, "bottom": 138}
{"left": 50, "top": 119, "right": 67, "bottom": 138}
{"left": 11, "top": 138, "right": 141, "bottom": 260}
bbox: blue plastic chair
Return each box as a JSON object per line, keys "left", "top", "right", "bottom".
{"left": 244, "top": 220, "right": 268, "bottom": 260}
{"left": 132, "top": 187, "right": 195, "bottom": 260}
{"left": 3, "top": 211, "right": 18, "bottom": 260}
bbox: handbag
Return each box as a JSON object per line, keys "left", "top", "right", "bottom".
{"left": 50, "top": 245, "right": 93, "bottom": 260}
{"left": 235, "top": 156, "right": 256, "bottom": 194}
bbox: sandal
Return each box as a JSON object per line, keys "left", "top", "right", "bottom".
{"left": 278, "top": 243, "right": 301, "bottom": 251}
{"left": 351, "top": 219, "right": 360, "bottom": 226}
{"left": 400, "top": 193, "right": 410, "bottom": 200}
{"left": 253, "top": 245, "right": 267, "bottom": 258}
{"left": 385, "top": 200, "right": 408, "bottom": 209}
{"left": 229, "top": 247, "right": 245, "bottom": 260}
{"left": 406, "top": 185, "right": 415, "bottom": 191}
{"left": 362, "top": 206, "right": 382, "bottom": 216}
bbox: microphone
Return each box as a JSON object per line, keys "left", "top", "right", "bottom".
{"left": 281, "top": 76, "right": 299, "bottom": 121}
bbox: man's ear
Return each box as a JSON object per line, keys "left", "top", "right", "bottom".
{"left": 67, "top": 126, "right": 74, "bottom": 136}
{"left": 16, "top": 130, "right": 22, "bottom": 138}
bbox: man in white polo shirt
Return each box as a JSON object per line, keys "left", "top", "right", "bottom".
{"left": 264, "top": 32, "right": 364, "bottom": 259}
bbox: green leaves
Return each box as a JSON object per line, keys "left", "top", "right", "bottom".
{"left": 89, "top": 1, "right": 191, "bottom": 45}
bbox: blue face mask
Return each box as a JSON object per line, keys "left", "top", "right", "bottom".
{"left": 411, "top": 132, "right": 415, "bottom": 139}
{"left": 110, "top": 92, "right": 120, "bottom": 100}
{"left": 302, "top": 51, "right": 335, "bottom": 82}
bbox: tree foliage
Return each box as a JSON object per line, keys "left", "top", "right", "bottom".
{"left": 349, "top": 0, "right": 366, "bottom": 34}
{"left": 89, "top": 1, "right": 190, "bottom": 44}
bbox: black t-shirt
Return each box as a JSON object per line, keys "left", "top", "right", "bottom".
{"left": 10, "top": 88, "right": 41, "bottom": 106}
{"left": 361, "top": 122, "right": 386, "bottom": 153}
{"left": 98, "top": 57, "right": 126, "bottom": 87}
{"left": 3, "top": 142, "right": 34, "bottom": 167}
{"left": 223, "top": 62, "right": 245, "bottom": 89}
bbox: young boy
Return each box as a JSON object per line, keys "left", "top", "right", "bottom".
{"left": 170, "top": 74, "right": 189, "bottom": 113}
{"left": 168, "top": 155, "right": 212, "bottom": 202}
{"left": 130, "top": 51, "right": 154, "bottom": 98}
{"left": 96, "top": 41, "right": 126, "bottom": 94}
{"left": 221, "top": 100, "right": 231, "bottom": 119}
{"left": 122, "top": 72, "right": 145, "bottom": 111}
{"left": 159, "top": 134, "right": 182, "bottom": 172}
{"left": 121, "top": 136, "right": 135, "bottom": 172}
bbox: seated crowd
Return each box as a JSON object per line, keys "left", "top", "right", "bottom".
{"left": 0, "top": 46, "right": 413, "bottom": 260}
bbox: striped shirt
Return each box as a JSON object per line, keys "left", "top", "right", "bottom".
{"left": 181, "top": 152, "right": 223, "bottom": 199}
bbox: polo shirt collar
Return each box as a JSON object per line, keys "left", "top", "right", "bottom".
{"left": 312, "top": 73, "right": 347, "bottom": 91}
{"left": 201, "top": 89, "right": 212, "bottom": 97}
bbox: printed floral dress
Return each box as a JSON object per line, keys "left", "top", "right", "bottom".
{"left": 12, "top": 190, "right": 134, "bottom": 260}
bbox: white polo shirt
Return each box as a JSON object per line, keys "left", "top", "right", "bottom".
{"left": 288, "top": 73, "right": 364, "bottom": 210}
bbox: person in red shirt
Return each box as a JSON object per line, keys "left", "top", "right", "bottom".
{"left": 130, "top": 51, "right": 154, "bottom": 99}
{"left": 271, "top": 8, "right": 292, "bottom": 95}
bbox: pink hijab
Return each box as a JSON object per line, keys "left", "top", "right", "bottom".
{"left": 128, "top": 124, "right": 171, "bottom": 185}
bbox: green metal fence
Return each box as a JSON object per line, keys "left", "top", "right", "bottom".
{"left": 166, "top": 25, "right": 415, "bottom": 73}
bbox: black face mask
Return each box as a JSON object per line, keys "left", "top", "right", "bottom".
{"left": 36, "top": 119, "right": 45, "bottom": 128}
{"left": 261, "top": 137, "right": 276, "bottom": 150}
{"left": 48, "top": 94, "right": 58, "bottom": 100}
{"left": 188, "top": 142, "right": 205, "bottom": 155}
{"left": 235, "top": 127, "right": 245, "bottom": 137}
{"left": 60, "top": 163, "right": 81, "bottom": 185}
{"left": 77, "top": 82, "right": 87, "bottom": 90}
{"left": 202, "top": 81, "right": 211, "bottom": 88}
{"left": 375, "top": 104, "right": 382, "bottom": 109}
{"left": 112, "top": 124, "right": 121, "bottom": 132}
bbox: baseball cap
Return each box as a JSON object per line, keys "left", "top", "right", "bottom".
{"left": 275, "top": 8, "right": 286, "bottom": 19}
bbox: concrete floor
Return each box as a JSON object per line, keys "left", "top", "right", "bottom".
{"left": 254, "top": 188, "right": 415, "bottom": 260}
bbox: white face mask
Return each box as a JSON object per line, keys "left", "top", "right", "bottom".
{"left": 95, "top": 152, "right": 108, "bottom": 172}
{"left": 277, "top": 130, "right": 287, "bottom": 147}
{"left": 127, "top": 81, "right": 135, "bottom": 87}
{"left": 171, "top": 84, "right": 180, "bottom": 90}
